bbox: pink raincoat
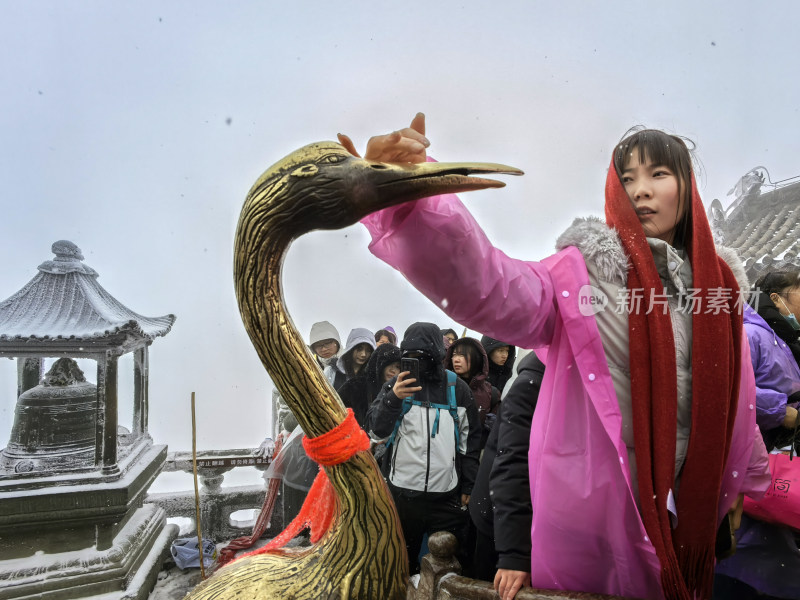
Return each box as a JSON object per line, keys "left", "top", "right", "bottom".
{"left": 362, "top": 189, "right": 770, "bottom": 599}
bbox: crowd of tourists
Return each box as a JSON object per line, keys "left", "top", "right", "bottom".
{"left": 269, "top": 320, "right": 524, "bottom": 578}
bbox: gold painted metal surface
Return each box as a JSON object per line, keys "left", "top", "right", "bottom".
{"left": 186, "top": 142, "right": 520, "bottom": 599}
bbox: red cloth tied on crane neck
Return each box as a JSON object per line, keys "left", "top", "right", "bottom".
{"left": 240, "top": 408, "right": 370, "bottom": 558}
{"left": 605, "top": 152, "right": 742, "bottom": 599}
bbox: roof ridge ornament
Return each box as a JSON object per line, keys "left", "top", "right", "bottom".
{"left": 37, "top": 240, "right": 98, "bottom": 276}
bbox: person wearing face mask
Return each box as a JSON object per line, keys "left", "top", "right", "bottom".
{"left": 751, "top": 270, "right": 800, "bottom": 367}
{"left": 743, "top": 270, "right": 800, "bottom": 449}
{"left": 308, "top": 320, "right": 342, "bottom": 369}
{"left": 367, "top": 322, "right": 481, "bottom": 574}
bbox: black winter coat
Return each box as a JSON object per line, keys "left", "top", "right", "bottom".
{"left": 469, "top": 352, "right": 544, "bottom": 572}
{"left": 337, "top": 375, "right": 369, "bottom": 429}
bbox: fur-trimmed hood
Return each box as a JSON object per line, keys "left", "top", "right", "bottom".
{"left": 555, "top": 217, "right": 629, "bottom": 286}
{"left": 715, "top": 245, "right": 750, "bottom": 292}
{"left": 555, "top": 216, "right": 749, "bottom": 291}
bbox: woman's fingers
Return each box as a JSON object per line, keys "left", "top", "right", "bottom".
{"left": 507, "top": 577, "right": 524, "bottom": 600}
{"left": 337, "top": 133, "right": 361, "bottom": 158}
{"left": 494, "top": 570, "right": 529, "bottom": 600}
{"left": 398, "top": 380, "right": 422, "bottom": 393}
{"left": 494, "top": 570, "right": 504, "bottom": 596}
{"left": 410, "top": 112, "right": 426, "bottom": 137}
{"left": 392, "top": 372, "right": 422, "bottom": 398}
{"left": 340, "top": 113, "right": 429, "bottom": 163}
{"left": 398, "top": 113, "right": 429, "bottom": 147}
{"left": 366, "top": 131, "right": 426, "bottom": 163}
{"left": 362, "top": 113, "right": 429, "bottom": 163}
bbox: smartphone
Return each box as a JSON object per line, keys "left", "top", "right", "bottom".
{"left": 400, "top": 357, "right": 420, "bottom": 393}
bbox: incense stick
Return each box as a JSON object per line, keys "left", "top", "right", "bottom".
{"left": 191, "top": 391, "right": 207, "bottom": 580}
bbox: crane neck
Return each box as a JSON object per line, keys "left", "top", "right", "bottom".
{"left": 234, "top": 201, "right": 345, "bottom": 439}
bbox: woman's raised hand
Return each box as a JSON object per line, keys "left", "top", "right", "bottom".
{"left": 338, "top": 112, "right": 429, "bottom": 164}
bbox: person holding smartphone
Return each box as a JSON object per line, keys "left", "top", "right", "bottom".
{"left": 367, "top": 322, "right": 481, "bottom": 574}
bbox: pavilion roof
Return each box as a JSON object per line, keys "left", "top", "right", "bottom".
{"left": 710, "top": 175, "right": 800, "bottom": 281}
{"left": 0, "top": 241, "right": 175, "bottom": 345}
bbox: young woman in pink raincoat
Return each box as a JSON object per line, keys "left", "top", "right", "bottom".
{"left": 337, "top": 115, "right": 771, "bottom": 600}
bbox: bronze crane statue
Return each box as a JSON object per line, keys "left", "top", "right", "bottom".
{"left": 186, "top": 141, "right": 521, "bottom": 600}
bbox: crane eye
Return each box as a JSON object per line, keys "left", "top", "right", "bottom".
{"left": 319, "top": 154, "right": 346, "bottom": 164}
{"left": 290, "top": 164, "right": 318, "bottom": 178}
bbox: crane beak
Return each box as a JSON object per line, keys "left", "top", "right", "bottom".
{"left": 354, "top": 159, "right": 523, "bottom": 216}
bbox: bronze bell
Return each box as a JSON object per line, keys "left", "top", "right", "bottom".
{"left": 1, "top": 358, "right": 97, "bottom": 474}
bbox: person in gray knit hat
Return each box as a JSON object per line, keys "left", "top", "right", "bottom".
{"left": 308, "top": 320, "right": 341, "bottom": 370}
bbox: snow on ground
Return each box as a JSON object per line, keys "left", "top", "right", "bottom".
{"left": 150, "top": 565, "right": 203, "bottom": 600}
{"left": 149, "top": 537, "right": 310, "bottom": 599}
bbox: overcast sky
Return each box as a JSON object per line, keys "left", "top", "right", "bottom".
{"left": 2, "top": 1, "right": 799, "bottom": 455}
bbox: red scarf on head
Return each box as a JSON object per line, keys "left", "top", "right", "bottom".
{"left": 605, "top": 158, "right": 742, "bottom": 600}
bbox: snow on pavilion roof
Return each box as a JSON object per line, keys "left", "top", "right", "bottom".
{"left": 0, "top": 241, "right": 175, "bottom": 343}
{"left": 709, "top": 174, "right": 800, "bottom": 281}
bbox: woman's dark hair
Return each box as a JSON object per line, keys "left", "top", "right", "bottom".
{"left": 342, "top": 343, "right": 373, "bottom": 378}
{"left": 341, "top": 352, "right": 356, "bottom": 378}
{"left": 755, "top": 269, "right": 800, "bottom": 297}
{"left": 613, "top": 128, "right": 696, "bottom": 248}
{"left": 374, "top": 329, "right": 397, "bottom": 345}
{"left": 450, "top": 340, "right": 482, "bottom": 380}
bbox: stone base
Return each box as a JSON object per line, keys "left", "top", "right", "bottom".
{"left": 0, "top": 504, "right": 178, "bottom": 600}
{"left": 0, "top": 443, "right": 166, "bottom": 543}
